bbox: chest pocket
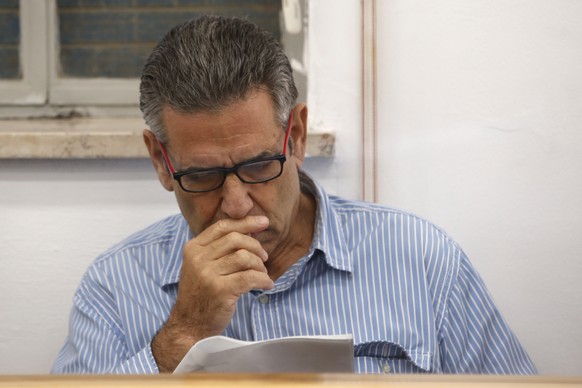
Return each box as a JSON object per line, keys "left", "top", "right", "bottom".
{"left": 354, "top": 341, "right": 432, "bottom": 374}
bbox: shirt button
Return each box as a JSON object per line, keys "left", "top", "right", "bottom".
{"left": 382, "top": 363, "right": 391, "bottom": 374}
{"left": 258, "top": 295, "right": 270, "bottom": 304}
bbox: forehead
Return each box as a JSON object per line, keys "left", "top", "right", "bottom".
{"left": 162, "top": 91, "right": 282, "bottom": 166}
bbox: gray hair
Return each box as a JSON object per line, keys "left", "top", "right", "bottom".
{"left": 140, "top": 15, "right": 298, "bottom": 143}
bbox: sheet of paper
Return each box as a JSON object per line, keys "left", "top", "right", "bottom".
{"left": 173, "top": 334, "right": 354, "bottom": 373}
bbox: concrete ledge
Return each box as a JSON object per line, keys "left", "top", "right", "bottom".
{"left": 0, "top": 118, "right": 335, "bottom": 159}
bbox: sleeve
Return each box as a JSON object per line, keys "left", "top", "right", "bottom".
{"left": 51, "top": 268, "right": 160, "bottom": 374}
{"left": 439, "top": 254, "right": 537, "bottom": 374}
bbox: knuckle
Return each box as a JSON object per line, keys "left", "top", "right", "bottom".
{"left": 183, "top": 246, "right": 204, "bottom": 266}
{"left": 184, "top": 239, "right": 205, "bottom": 257}
{"left": 206, "top": 277, "right": 224, "bottom": 295}
{"left": 235, "top": 248, "right": 251, "bottom": 260}
{"left": 198, "top": 265, "right": 212, "bottom": 279}
{"left": 226, "top": 231, "right": 246, "bottom": 247}
{"left": 226, "top": 231, "right": 239, "bottom": 241}
{"left": 235, "top": 250, "right": 262, "bottom": 271}
{"left": 183, "top": 239, "right": 198, "bottom": 253}
{"left": 235, "top": 272, "right": 252, "bottom": 289}
{"left": 216, "top": 219, "right": 230, "bottom": 233}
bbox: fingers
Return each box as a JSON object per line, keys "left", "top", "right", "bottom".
{"left": 181, "top": 215, "right": 273, "bottom": 288}
{"left": 203, "top": 231, "right": 268, "bottom": 263}
{"left": 204, "top": 266, "right": 274, "bottom": 297}
{"left": 198, "top": 246, "right": 274, "bottom": 290}
{"left": 196, "top": 216, "right": 269, "bottom": 246}
{"left": 213, "top": 249, "right": 269, "bottom": 275}
{"left": 224, "top": 270, "right": 275, "bottom": 294}
{"left": 215, "top": 251, "right": 275, "bottom": 293}
{"left": 186, "top": 216, "right": 270, "bottom": 264}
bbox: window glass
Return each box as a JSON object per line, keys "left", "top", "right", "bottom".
{"left": 0, "top": 0, "right": 20, "bottom": 79}
{"left": 57, "top": 0, "right": 282, "bottom": 78}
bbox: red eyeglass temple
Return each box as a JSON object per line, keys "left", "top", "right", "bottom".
{"left": 159, "top": 110, "right": 294, "bottom": 175}
{"left": 159, "top": 139, "right": 175, "bottom": 174}
{"left": 282, "top": 110, "right": 294, "bottom": 156}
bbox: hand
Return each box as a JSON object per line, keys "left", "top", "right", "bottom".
{"left": 151, "top": 215, "right": 274, "bottom": 372}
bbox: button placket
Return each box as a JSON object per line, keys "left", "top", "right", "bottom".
{"left": 251, "top": 292, "right": 274, "bottom": 341}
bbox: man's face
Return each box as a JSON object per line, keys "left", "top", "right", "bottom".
{"left": 150, "top": 90, "right": 309, "bottom": 258}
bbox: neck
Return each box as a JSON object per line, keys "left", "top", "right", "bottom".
{"left": 265, "top": 190, "right": 317, "bottom": 280}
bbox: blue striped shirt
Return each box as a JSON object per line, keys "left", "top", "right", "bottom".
{"left": 52, "top": 175, "right": 536, "bottom": 374}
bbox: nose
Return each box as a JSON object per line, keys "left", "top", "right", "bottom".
{"left": 220, "top": 173, "right": 254, "bottom": 219}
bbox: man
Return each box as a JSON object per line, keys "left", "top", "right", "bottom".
{"left": 53, "top": 15, "right": 536, "bottom": 374}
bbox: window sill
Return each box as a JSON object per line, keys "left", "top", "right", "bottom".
{"left": 0, "top": 118, "right": 334, "bottom": 159}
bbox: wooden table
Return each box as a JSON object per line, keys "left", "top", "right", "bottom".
{"left": 0, "top": 374, "right": 580, "bottom": 388}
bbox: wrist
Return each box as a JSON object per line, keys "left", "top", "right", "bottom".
{"left": 151, "top": 321, "right": 198, "bottom": 373}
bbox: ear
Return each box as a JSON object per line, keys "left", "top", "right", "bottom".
{"left": 143, "top": 129, "right": 175, "bottom": 192}
{"left": 290, "top": 103, "right": 308, "bottom": 168}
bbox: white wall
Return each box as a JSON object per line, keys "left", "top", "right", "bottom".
{"left": 376, "top": 0, "right": 582, "bottom": 375}
{"left": 0, "top": 0, "right": 362, "bottom": 374}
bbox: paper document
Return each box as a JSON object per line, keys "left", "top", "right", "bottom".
{"left": 174, "top": 334, "right": 354, "bottom": 373}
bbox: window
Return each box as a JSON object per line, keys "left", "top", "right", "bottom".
{"left": 0, "top": 0, "right": 286, "bottom": 111}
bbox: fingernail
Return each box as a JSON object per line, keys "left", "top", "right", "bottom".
{"left": 256, "top": 216, "right": 269, "bottom": 226}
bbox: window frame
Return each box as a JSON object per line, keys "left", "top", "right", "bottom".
{"left": 46, "top": 0, "right": 139, "bottom": 105}
{"left": 0, "top": 0, "right": 48, "bottom": 105}
{"left": 0, "top": 0, "right": 141, "bottom": 107}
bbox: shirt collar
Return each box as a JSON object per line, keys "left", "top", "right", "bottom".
{"left": 300, "top": 171, "right": 353, "bottom": 273}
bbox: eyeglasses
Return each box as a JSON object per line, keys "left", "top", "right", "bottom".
{"left": 159, "top": 111, "right": 294, "bottom": 193}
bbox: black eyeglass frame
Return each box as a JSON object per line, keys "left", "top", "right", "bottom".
{"left": 174, "top": 154, "right": 286, "bottom": 193}
{"left": 158, "top": 110, "right": 294, "bottom": 193}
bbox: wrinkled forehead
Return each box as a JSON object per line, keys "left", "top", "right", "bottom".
{"left": 160, "top": 92, "right": 284, "bottom": 167}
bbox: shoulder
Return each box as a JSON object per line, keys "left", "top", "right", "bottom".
{"left": 327, "top": 194, "right": 468, "bottom": 277}
{"left": 95, "top": 214, "right": 187, "bottom": 261}
{"left": 79, "top": 214, "right": 187, "bottom": 291}
{"left": 330, "top": 195, "right": 462, "bottom": 248}
{"left": 328, "top": 195, "right": 473, "bottom": 322}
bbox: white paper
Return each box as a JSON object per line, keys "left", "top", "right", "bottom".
{"left": 173, "top": 334, "right": 354, "bottom": 373}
